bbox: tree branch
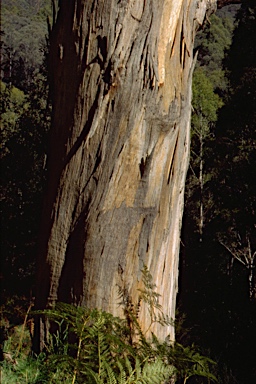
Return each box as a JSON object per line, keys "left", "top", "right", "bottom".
{"left": 219, "top": 240, "right": 246, "bottom": 266}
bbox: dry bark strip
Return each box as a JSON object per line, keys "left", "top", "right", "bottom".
{"left": 34, "top": 0, "right": 217, "bottom": 352}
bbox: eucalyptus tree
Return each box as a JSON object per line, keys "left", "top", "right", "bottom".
{"left": 190, "top": 68, "right": 222, "bottom": 241}
{"left": 181, "top": 11, "right": 234, "bottom": 244}
{"left": 33, "top": 0, "right": 218, "bottom": 353}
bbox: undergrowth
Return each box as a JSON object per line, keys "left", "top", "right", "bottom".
{"left": 0, "top": 266, "right": 217, "bottom": 383}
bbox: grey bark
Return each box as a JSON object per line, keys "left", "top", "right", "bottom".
{"left": 34, "top": 0, "right": 217, "bottom": 353}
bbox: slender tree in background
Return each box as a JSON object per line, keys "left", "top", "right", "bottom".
{"left": 181, "top": 8, "right": 234, "bottom": 245}
{"left": 190, "top": 68, "right": 222, "bottom": 241}
{"left": 33, "top": 0, "right": 217, "bottom": 353}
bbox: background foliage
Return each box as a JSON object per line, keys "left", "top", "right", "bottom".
{"left": 0, "top": 0, "right": 51, "bottom": 299}
{"left": 1, "top": 0, "right": 51, "bottom": 92}
{"left": 178, "top": 3, "right": 256, "bottom": 383}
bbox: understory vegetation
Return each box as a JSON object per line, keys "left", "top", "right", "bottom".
{"left": 0, "top": 267, "right": 216, "bottom": 384}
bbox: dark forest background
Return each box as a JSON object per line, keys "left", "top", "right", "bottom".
{"left": 1, "top": 1, "right": 255, "bottom": 382}
{"left": 177, "top": 2, "right": 256, "bottom": 383}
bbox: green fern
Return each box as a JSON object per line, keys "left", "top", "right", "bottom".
{"left": 137, "top": 265, "right": 174, "bottom": 334}
{"left": 34, "top": 265, "right": 216, "bottom": 383}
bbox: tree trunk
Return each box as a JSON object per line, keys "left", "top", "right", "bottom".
{"left": 34, "top": 0, "right": 217, "bottom": 353}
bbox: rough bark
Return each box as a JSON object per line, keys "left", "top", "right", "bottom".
{"left": 34, "top": 0, "right": 217, "bottom": 352}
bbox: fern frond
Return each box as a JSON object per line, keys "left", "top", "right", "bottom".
{"left": 38, "top": 269, "right": 217, "bottom": 384}
{"left": 141, "top": 358, "right": 175, "bottom": 384}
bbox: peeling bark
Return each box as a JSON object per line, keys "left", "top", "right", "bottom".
{"left": 34, "top": 0, "right": 217, "bottom": 352}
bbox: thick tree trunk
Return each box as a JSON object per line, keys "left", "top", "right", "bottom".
{"left": 34, "top": 0, "right": 217, "bottom": 352}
